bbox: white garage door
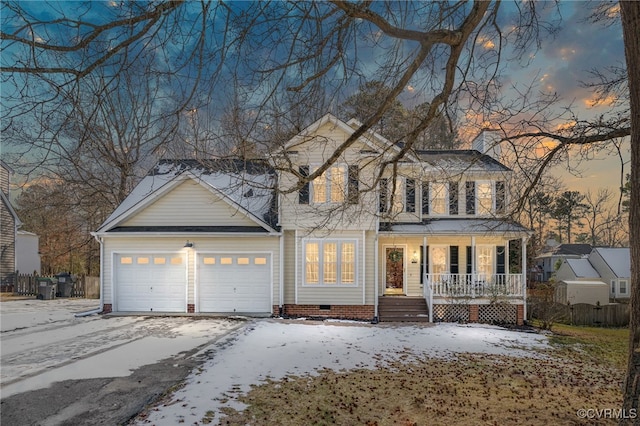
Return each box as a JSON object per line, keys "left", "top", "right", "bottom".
{"left": 115, "top": 253, "right": 187, "bottom": 312}
{"left": 198, "top": 253, "right": 271, "bottom": 313}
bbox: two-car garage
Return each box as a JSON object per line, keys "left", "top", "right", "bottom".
{"left": 113, "top": 251, "right": 272, "bottom": 314}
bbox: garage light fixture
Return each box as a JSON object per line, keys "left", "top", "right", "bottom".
{"left": 184, "top": 241, "right": 194, "bottom": 248}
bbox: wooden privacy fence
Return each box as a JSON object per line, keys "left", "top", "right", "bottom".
{"left": 14, "top": 273, "right": 100, "bottom": 299}
{"left": 529, "top": 301, "right": 629, "bottom": 327}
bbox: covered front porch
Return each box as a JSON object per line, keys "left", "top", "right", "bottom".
{"left": 376, "top": 219, "right": 530, "bottom": 324}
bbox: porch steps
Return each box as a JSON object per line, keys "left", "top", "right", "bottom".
{"left": 378, "top": 296, "right": 430, "bottom": 322}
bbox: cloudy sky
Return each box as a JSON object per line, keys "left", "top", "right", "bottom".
{"left": 1, "top": 1, "right": 630, "bottom": 200}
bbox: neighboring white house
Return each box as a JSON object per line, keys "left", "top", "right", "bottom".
{"left": 16, "top": 230, "right": 41, "bottom": 275}
{"left": 589, "top": 247, "right": 631, "bottom": 300}
{"left": 553, "top": 248, "right": 631, "bottom": 302}
{"left": 94, "top": 114, "right": 532, "bottom": 324}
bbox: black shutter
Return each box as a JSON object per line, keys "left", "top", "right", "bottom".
{"left": 466, "top": 246, "right": 472, "bottom": 274}
{"left": 450, "top": 246, "right": 459, "bottom": 274}
{"left": 299, "top": 166, "right": 309, "bottom": 204}
{"left": 420, "top": 245, "right": 429, "bottom": 284}
{"left": 465, "top": 181, "right": 475, "bottom": 215}
{"left": 497, "top": 246, "right": 506, "bottom": 274}
{"left": 406, "top": 179, "right": 415, "bottom": 213}
{"left": 449, "top": 182, "right": 458, "bottom": 215}
{"left": 348, "top": 165, "right": 359, "bottom": 204}
{"left": 421, "top": 183, "right": 429, "bottom": 215}
{"left": 495, "top": 181, "right": 505, "bottom": 214}
{"left": 379, "top": 178, "right": 388, "bottom": 213}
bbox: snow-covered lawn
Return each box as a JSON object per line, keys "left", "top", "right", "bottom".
{"left": 0, "top": 299, "right": 242, "bottom": 399}
{"left": 136, "top": 319, "right": 550, "bottom": 425}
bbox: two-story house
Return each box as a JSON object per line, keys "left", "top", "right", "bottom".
{"left": 94, "top": 114, "right": 531, "bottom": 324}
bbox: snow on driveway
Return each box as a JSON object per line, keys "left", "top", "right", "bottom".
{"left": 0, "top": 299, "right": 242, "bottom": 399}
{"left": 137, "top": 319, "right": 549, "bottom": 425}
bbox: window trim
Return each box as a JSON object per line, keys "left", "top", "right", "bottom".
{"left": 303, "top": 239, "right": 358, "bottom": 286}
{"left": 619, "top": 279, "right": 628, "bottom": 295}
{"left": 476, "top": 180, "right": 493, "bottom": 216}
{"left": 311, "top": 164, "right": 347, "bottom": 205}
{"left": 430, "top": 182, "right": 449, "bottom": 216}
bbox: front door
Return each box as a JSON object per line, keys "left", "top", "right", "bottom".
{"left": 385, "top": 247, "right": 404, "bottom": 295}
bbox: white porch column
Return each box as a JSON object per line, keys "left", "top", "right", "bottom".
{"left": 471, "top": 236, "right": 476, "bottom": 275}
{"left": 422, "top": 236, "right": 428, "bottom": 282}
{"left": 522, "top": 236, "right": 527, "bottom": 319}
{"left": 374, "top": 235, "right": 379, "bottom": 319}
{"left": 423, "top": 236, "right": 431, "bottom": 322}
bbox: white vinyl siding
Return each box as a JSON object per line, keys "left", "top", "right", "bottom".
{"left": 124, "top": 180, "right": 257, "bottom": 227}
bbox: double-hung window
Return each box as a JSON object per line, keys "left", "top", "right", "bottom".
{"left": 477, "top": 181, "right": 493, "bottom": 215}
{"left": 304, "top": 240, "right": 357, "bottom": 285}
{"left": 312, "top": 165, "right": 346, "bottom": 204}
{"left": 431, "top": 183, "right": 448, "bottom": 215}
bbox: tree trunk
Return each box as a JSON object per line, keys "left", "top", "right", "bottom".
{"left": 621, "top": 1, "right": 640, "bottom": 423}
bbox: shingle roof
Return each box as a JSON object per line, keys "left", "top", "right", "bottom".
{"left": 414, "top": 150, "right": 511, "bottom": 172}
{"left": 98, "top": 158, "right": 278, "bottom": 232}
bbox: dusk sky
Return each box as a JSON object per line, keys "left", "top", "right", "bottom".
{"left": 0, "top": 1, "right": 630, "bottom": 199}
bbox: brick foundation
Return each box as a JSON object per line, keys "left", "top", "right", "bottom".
{"left": 283, "top": 304, "right": 375, "bottom": 321}
{"left": 469, "top": 305, "right": 479, "bottom": 322}
{"left": 102, "top": 304, "right": 113, "bottom": 314}
{"left": 517, "top": 304, "right": 524, "bottom": 326}
{"left": 187, "top": 304, "right": 195, "bottom": 313}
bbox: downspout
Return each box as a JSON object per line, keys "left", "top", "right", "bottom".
{"left": 76, "top": 234, "right": 104, "bottom": 317}
{"left": 279, "top": 233, "right": 284, "bottom": 317}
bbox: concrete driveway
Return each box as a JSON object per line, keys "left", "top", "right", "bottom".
{"left": 0, "top": 298, "right": 244, "bottom": 426}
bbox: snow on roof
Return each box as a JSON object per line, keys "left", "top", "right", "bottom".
{"left": 99, "top": 159, "right": 277, "bottom": 232}
{"left": 382, "top": 219, "right": 530, "bottom": 235}
{"left": 593, "top": 247, "right": 631, "bottom": 278}
{"left": 565, "top": 258, "right": 599, "bottom": 278}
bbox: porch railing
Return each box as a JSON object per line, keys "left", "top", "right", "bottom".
{"left": 424, "top": 273, "right": 524, "bottom": 299}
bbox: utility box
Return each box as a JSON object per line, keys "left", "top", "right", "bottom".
{"left": 37, "top": 278, "right": 56, "bottom": 300}
{"left": 55, "top": 272, "right": 74, "bottom": 297}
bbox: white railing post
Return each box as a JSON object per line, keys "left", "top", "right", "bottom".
{"left": 423, "top": 273, "right": 433, "bottom": 322}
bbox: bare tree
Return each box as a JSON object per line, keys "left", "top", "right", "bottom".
{"left": 3, "top": 0, "right": 640, "bottom": 412}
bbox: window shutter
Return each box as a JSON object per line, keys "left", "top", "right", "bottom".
{"left": 465, "top": 181, "right": 475, "bottom": 215}
{"left": 466, "top": 246, "right": 472, "bottom": 274}
{"left": 449, "top": 182, "right": 458, "bottom": 215}
{"left": 421, "top": 183, "right": 429, "bottom": 215}
{"left": 420, "top": 245, "right": 429, "bottom": 284}
{"left": 299, "top": 166, "right": 309, "bottom": 204}
{"left": 495, "top": 181, "right": 506, "bottom": 214}
{"left": 348, "top": 165, "right": 359, "bottom": 204}
{"left": 497, "top": 246, "right": 506, "bottom": 274}
{"left": 450, "top": 246, "right": 459, "bottom": 274}
{"left": 405, "top": 179, "right": 416, "bottom": 213}
{"left": 379, "top": 178, "right": 388, "bottom": 213}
